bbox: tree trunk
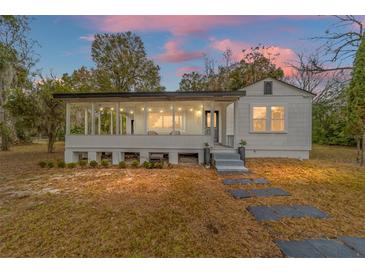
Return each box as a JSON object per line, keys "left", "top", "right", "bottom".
{"left": 361, "top": 132, "right": 365, "bottom": 166}
{"left": 356, "top": 137, "right": 361, "bottom": 163}
{"left": 0, "top": 108, "right": 9, "bottom": 151}
{"left": 47, "top": 132, "right": 55, "bottom": 153}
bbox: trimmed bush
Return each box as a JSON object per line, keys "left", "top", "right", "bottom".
{"left": 131, "top": 160, "right": 139, "bottom": 168}
{"left": 143, "top": 161, "right": 149, "bottom": 168}
{"left": 89, "top": 160, "right": 98, "bottom": 168}
{"left": 67, "top": 162, "right": 77, "bottom": 168}
{"left": 38, "top": 160, "right": 47, "bottom": 168}
{"left": 47, "top": 161, "right": 54, "bottom": 168}
{"left": 101, "top": 159, "right": 109, "bottom": 168}
{"left": 57, "top": 160, "right": 66, "bottom": 168}
{"left": 143, "top": 161, "right": 155, "bottom": 169}
{"left": 154, "top": 162, "right": 163, "bottom": 169}
{"left": 79, "top": 160, "right": 88, "bottom": 167}
{"left": 118, "top": 161, "right": 127, "bottom": 168}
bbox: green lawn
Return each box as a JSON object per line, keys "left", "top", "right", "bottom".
{"left": 0, "top": 143, "right": 364, "bottom": 257}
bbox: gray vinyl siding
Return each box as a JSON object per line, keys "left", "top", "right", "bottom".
{"left": 229, "top": 78, "right": 313, "bottom": 159}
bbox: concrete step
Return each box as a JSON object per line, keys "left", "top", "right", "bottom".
{"left": 215, "top": 165, "right": 249, "bottom": 173}
{"left": 214, "top": 159, "right": 244, "bottom": 167}
{"left": 213, "top": 153, "right": 240, "bottom": 160}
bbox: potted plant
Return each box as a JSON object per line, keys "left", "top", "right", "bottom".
{"left": 203, "top": 142, "right": 211, "bottom": 165}
{"left": 238, "top": 139, "right": 247, "bottom": 162}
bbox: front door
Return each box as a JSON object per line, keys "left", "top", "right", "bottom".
{"left": 205, "top": 111, "right": 219, "bottom": 143}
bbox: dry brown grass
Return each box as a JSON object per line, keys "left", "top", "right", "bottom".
{"left": 0, "top": 143, "right": 364, "bottom": 257}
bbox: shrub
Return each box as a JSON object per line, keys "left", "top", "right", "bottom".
{"left": 131, "top": 160, "right": 139, "bottom": 168}
{"left": 38, "top": 160, "right": 47, "bottom": 168}
{"left": 67, "top": 162, "right": 77, "bottom": 168}
{"left": 154, "top": 162, "right": 163, "bottom": 169}
{"left": 79, "top": 160, "right": 88, "bottom": 167}
{"left": 57, "top": 160, "right": 66, "bottom": 168}
{"left": 89, "top": 160, "right": 98, "bottom": 168}
{"left": 47, "top": 161, "right": 54, "bottom": 168}
{"left": 143, "top": 161, "right": 155, "bottom": 169}
{"left": 118, "top": 161, "right": 127, "bottom": 168}
{"left": 101, "top": 159, "right": 109, "bottom": 167}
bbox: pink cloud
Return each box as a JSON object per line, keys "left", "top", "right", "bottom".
{"left": 176, "top": 66, "right": 202, "bottom": 76}
{"left": 210, "top": 38, "right": 296, "bottom": 76}
{"left": 79, "top": 35, "right": 95, "bottom": 42}
{"left": 85, "top": 16, "right": 256, "bottom": 36}
{"left": 156, "top": 39, "right": 204, "bottom": 63}
{"left": 83, "top": 15, "right": 326, "bottom": 36}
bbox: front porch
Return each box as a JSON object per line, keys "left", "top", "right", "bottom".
{"left": 58, "top": 91, "right": 245, "bottom": 164}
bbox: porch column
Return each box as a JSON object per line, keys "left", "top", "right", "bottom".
{"left": 172, "top": 103, "right": 176, "bottom": 132}
{"left": 144, "top": 103, "right": 147, "bottom": 134}
{"left": 91, "top": 103, "right": 95, "bottom": 135}
{"left": 110, "top": 107, "right": 113, "bottom": 135}
{"left": 210, "top": 101, "right": 214, "bottom": 146}
{"left": 116, "top": 102, "right": 120, "bottom": 135}
{"left": 98, "top": 112, "right": 101, "bottom": 135}
{"left": 233, "top": 100, "right": 239, "bottom": 148}
{"left": 221, "top": 104, "right": 227, "bottom": 146}
{"left": 84, "top": 108, "right": 88, "bottom": 135}
{"left": 65, "top": 103, "right": 70, "bottom": 135}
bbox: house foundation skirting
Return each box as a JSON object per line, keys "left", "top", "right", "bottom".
{"left": 64, "top": 148, "right": 204, "bottom": 165}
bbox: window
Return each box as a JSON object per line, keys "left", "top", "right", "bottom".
{"left": 251, "top": 105, "right": 286, "bottom": 132}
{"left": 147, "top": 103, "right": 173, "bottom": 134}
{"left": 271, "top": 106, "right": 285, "bottom": 131}
{"left": 175, "top": 102, "right": 203, "bottom": 135}
{"left": 264, "top": 81, "right": 273, "bottom": 95}
{"left": 252, "top": 106, "right": 267, "bottom": 132}
{"left": 148, "top": 112, "right": 173, "bottom": 129}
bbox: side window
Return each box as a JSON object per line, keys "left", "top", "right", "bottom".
{"left": 252, "top": 106, "right": 267, "bottom": 132}
{"left": 271, "top": 106, "right": 285, "bottom": 132}
{"left": 264, "top": 81, "right": 273, "bottom": 95}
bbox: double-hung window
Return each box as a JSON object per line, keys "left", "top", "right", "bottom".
{"left": 252, "top": 106, "right": 267, "bottom": 132}
{"left": 251, "top": 105, "right": 286, "bottom": 133}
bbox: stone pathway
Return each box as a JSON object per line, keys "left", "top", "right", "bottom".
{"left": 229, "top": 188, "right": 290, "bottom": 199}
{"left": 247, "top": 205, "right": 329, "bottom": 221}
{"left": 221, "top": 175, "right": 364, "bottom": 257}
{"left": 224, "top": 177, "right": 270, "bottom": 185}
{"left": 276, "top": 238, "right": 365, "bottom": 258}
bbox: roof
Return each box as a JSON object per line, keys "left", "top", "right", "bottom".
{"left": 242, "top": 77, "right": 316, "bottom": 97}
{"left": 53, "top": 90, "right": 246, "bottom": 101}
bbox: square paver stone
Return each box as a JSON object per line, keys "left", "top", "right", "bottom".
{"left": 276, "top": 240, "right": 323, "bottom": 258}
{"left": 229, "top": 188, "right": 290, "bottom": 199}
{"left": 277, "top": 239, "right": 363, "bottom": 258}
{"left": 247, "top": 205, "right": 328, "bottom": 221}
{"left": 339, "top": 236, "right": 365, "bottom": 256}
{"left": 253, "top": 178, "right": 270, "bottom": 184}
{"left": 250, "top": 188, "right": 290, "bottom": 197}
{"left": 223, "top": 178, "right": 253, "bottom": 185}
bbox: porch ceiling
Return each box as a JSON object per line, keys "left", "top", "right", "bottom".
{"left": 53, "top": 91, "right": 246, "bottom": 102}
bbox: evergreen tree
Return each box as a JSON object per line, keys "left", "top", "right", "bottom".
{"left": 346, "top": 34, "right": 365, "bottom": 165}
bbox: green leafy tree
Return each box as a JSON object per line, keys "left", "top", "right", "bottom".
{"left": 0, "top": 16, "right": 35, "bottom": 150}
{"left": 179, "top": 71, "right": 207, "bottom": 91}
{"left": 178, "top": 46, "right": 284, "bottom": 92}
{"left": 61, "top": 66, "right": 98, "bottom": 92}
{"left": 6, "top": 77, "right": 68, "bottom": 153}
{"left": 346, "top": 33, "right": 365, "bottom": 165}
{"left": 91, "top": 32, "right": 165, "bottom": 92}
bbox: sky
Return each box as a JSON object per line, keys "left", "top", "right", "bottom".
{"left": 28, "top": 15, "right": 359, "bottom": 90}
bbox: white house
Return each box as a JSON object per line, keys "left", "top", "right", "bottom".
{"left": 53, "top": 78, "right": 314, "bottom": 172}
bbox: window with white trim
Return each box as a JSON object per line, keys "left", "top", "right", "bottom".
{"left": 252, "top": 106, "right": 267, "bottom": 132}
{"left": 271, "top": 106, "right": 285, "bottom": 131}
{"left": 251, "top": 105, "right": 286, "bottom": 132}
